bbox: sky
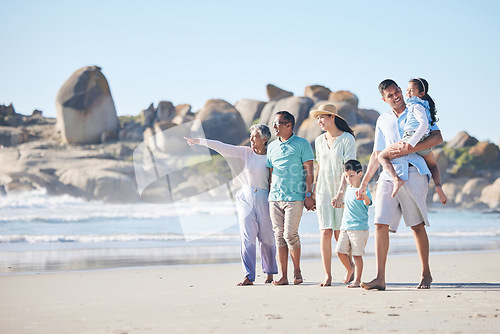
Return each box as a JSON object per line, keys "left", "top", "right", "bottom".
{"left": 1, "top": 0, "right": 499, "bottom": 143}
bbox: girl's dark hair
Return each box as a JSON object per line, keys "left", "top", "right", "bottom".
{"left": 334, "top": 116, "right": 355, "bottom": 138}
{"left": 410, "top": 78, "right": 438, "bottom": 125}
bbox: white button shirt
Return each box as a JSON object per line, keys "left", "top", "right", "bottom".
{"left": 374, "top": 108, "right": 439, "bottom": 182}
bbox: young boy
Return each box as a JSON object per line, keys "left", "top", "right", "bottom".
{"left": 335, "top": 159, "right": 372, "bottom": 288}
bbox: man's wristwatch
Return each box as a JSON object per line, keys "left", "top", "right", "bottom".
{"left": 305, "top": 192, "right": 312, "bottom": 198}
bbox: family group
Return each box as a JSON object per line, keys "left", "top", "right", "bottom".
{"left": 185, "top": 78, "right": 446, "bottom": 290}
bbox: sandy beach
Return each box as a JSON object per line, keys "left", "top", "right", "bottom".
{"left": 1, "top": 251, "right": 499, "bottom": 334}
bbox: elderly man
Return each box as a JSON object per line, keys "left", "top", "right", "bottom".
{"left": 356, "top": 79, "right": 443, "bottom": 290}
{"left": 266, "top": 111, "right": 315, "bottom": 285}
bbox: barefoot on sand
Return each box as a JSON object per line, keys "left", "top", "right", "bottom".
{"left": 361, "top": 278, "right": 386, "bottom": 291}
{"left": 318, "top": 276, "right": 332, "bottom": 287}
{"left": 236, "top": 277, "right": 253, "bottom": 286}
{"left": 391, "top": 178, "right": 404, "bottom": 197}
{"left": 348, "top": 282, "right": 361, "bottom": 288}
{"left": 342, "top": 268, "right": 355, "bottom": 284}
{"left": 273, "top": 277, "right": 289, "bottom": 285}
{"left": 293, "top": 275, "right": 303, "bottom": 285}
{"left": 417, "top": 275, "right": 433, "bottom": 289}
{"left": 435, "top": 185, "right": 447, "bottom": 205}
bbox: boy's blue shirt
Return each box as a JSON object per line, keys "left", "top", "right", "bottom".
{"left": 340, "top": 185, "right": 372, "bottom": 230}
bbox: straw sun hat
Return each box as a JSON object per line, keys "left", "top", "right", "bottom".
{"left": 309, "top": 103, "right": 345, "bottom": 121}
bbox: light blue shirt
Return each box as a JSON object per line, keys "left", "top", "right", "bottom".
{"left": 374, "top": 107, "right": 440, "bottom": 182}
{"left": 266, "top": 134, "right": 315, "bottom": 201}
{"left": 341, "top": 186, "right": 372, "bottom": 230}
{"left": 404, "top": 96, "right": 432, "bottom": 133}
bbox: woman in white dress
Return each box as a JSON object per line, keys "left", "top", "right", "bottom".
{"left": 185, "top": 124, "right": 278, "bottom": 286}
{"left": 311, "top": 104, "right": 356, "bottom": 286}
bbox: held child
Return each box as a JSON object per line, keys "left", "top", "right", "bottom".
{"left": 335, "top": 160, "right": 372, "bottom": 288}
{"left": 378, "top": 78, "right": 447, "bottom": 204}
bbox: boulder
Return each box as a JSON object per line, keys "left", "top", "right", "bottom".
{"left": 304, "top": 85, "right": 331, "bottom": 102}
{"left": 329, "top": 90, "right": 359, "bottom": 108}
{"left": 172, "top": 104, "right": 194, "bottom": 125}
{"left": 352, "top": 124, "right": 375, "bottom": 140}
{"left": 356, "top": 108, "right": 380, "bottom": 126}
{"left": 0, "top": 126, "right": 28, "bottom": 147}
{"left": 234, "top": 99, "right": 266, "bottom": 128}
{"left": 446, "top": 131, "right": 479, "bottom": 149}
{"left": 55, "top": 66, "right": 118, "bottom": 145}
{"left": 328, "top": 91, "right": 359, "bottom": 127}
{"left": 140, "top": 103, "right": 156, "bottom": 126}
{"left": 479, "top": 178, "right": 500, "bottom": 209}
{"left": 259, "top": 96, "right": 314, "bottom": 134}
{"left": 266, "top": 84, "right": 293, "bottom": 101}
{"left": 156, "top": 101, "right": 176, "bottom": 123}
{"left": 58, "top": 167, "right": 139, "bottom": 203}
{"left": 468, "top": 142, "right": 499, "bottom": 164}
{"left": 297, "top": 115, "right": 323, "bottom": 146}
{"left": 441, "top": 177, "right": 469, "bottom": 205}
{"left": 356, "top": 138, "right": 374, "bottom": 157}
{"left": 433, "top": 149, "right": 450, "bottom": 173}
{"left": 461, "top": 177, "right": 490, "bottom": 197}
{"left": 196, "top": 99, "right": 248, "bottom": 145}
{"left": 0, "top": 104, "right": 23, "bottom": 126}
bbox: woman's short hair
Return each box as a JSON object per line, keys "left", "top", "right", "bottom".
{"left": 249, "top": 124, "right": 271, "bottom": 145}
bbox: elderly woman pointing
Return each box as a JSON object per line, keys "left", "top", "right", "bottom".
{"left": 185, "top": 124, "right": 278, "bottom": 286}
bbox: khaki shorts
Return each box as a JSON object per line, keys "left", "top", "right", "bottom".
{"left": 335, "top": 230, "right": 369, "bottom": 256}
{"left": 269, "top": 201, "right": 304, "bottom": 250}
{"left": 374, "top": 167, "right": 430, "bottom": 233}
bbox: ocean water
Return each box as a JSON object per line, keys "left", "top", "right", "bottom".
{"left": 0, "top": 189, "right": 499, "bottom": 274}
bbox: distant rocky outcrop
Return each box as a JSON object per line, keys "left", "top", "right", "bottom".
{"left": 260, "top": 96, "right": 314, "bottom": 135}
{"left": 446, "top": 131, "right": 479, "bottom": 149}
{"left": 196, "top": 99, "right": 247, "bottom": 145}
{"left": 234, "top": 99, "right": 266, "bottom": 128}
{"left": 2, "top": 72, "right": 499, "bottom": 209}
{"left": 55, "top": 66, "right": 119, "bottom": 144}
{"left": 266, "top": 84, "right": 293, "bottom": 101}
{"left": 304, "top": 85, "right": 331, "bottom": 102}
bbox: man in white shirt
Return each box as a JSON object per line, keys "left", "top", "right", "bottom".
{"left": 356, "top": 79, "right": 443, "bottom": 290}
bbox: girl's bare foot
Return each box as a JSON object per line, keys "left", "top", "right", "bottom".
{"left": 435, "top": 185, "right": 447, "bottom": 205}
{"left": 273, "top": 277, "right": 289, "bottom": 285}
{"left": 319, "top": 275, "right": 332, "bottom": 287}
{"left": 237, "top": 277, "right": 253, "bottom": 286}
{"left": 342, "top": 267, "right": 355, "bottom": 284}
{"left": 265, "top": 274, "right": 273, "bottom": 283}
{"left": 392, "top": 178, "right": 404, "bottom": 197}
{"left": 348, "top": 281, "right": 361, "bottom": 288}
{"left": 417, "top": 275, "right": 433, "bottom": 289}
{"left": 361, "top": 277, "right": 386, "bottom": 290}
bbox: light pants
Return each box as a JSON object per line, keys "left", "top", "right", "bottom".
{"left": 236, "top": 186, "right": 278, "bottom": 282}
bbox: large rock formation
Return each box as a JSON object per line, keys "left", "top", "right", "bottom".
{"left": 328, "top": 90, "right": 359, "bottom": 126}
{"left": 56, "top": 66, "right": 118, "bottom": 144}
{"left": 468, "top": 142, "right": 500, "bottom": 164}
{"left": 304, "top": 85, "right": 331, "bottom": 102}
{"left": 234, "top": 99, "right": 266, "bottom": 128}
{"left": 446, "top": 131, "right": 479, "bottom": 149}
{"left": 479, "top": 178, "right": 500, "bottom": 210}
{"left": 266, "top": 84, "right": 293, "bottom": 101}
{"left": 196, "top": 99, "right": 248, "bottom": 145}
{"left": 259, "top": 96, "right": 314, "bottom": 135}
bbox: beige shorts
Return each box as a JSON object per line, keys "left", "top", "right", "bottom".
{"left": 335, "top": 230, "right": 369, "bottom": 256}
{"left": 374, "top": 166, "right": 430, "bottom": 233}
{"left": 269, "top": 201, "right": 304, "bottom": 250}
